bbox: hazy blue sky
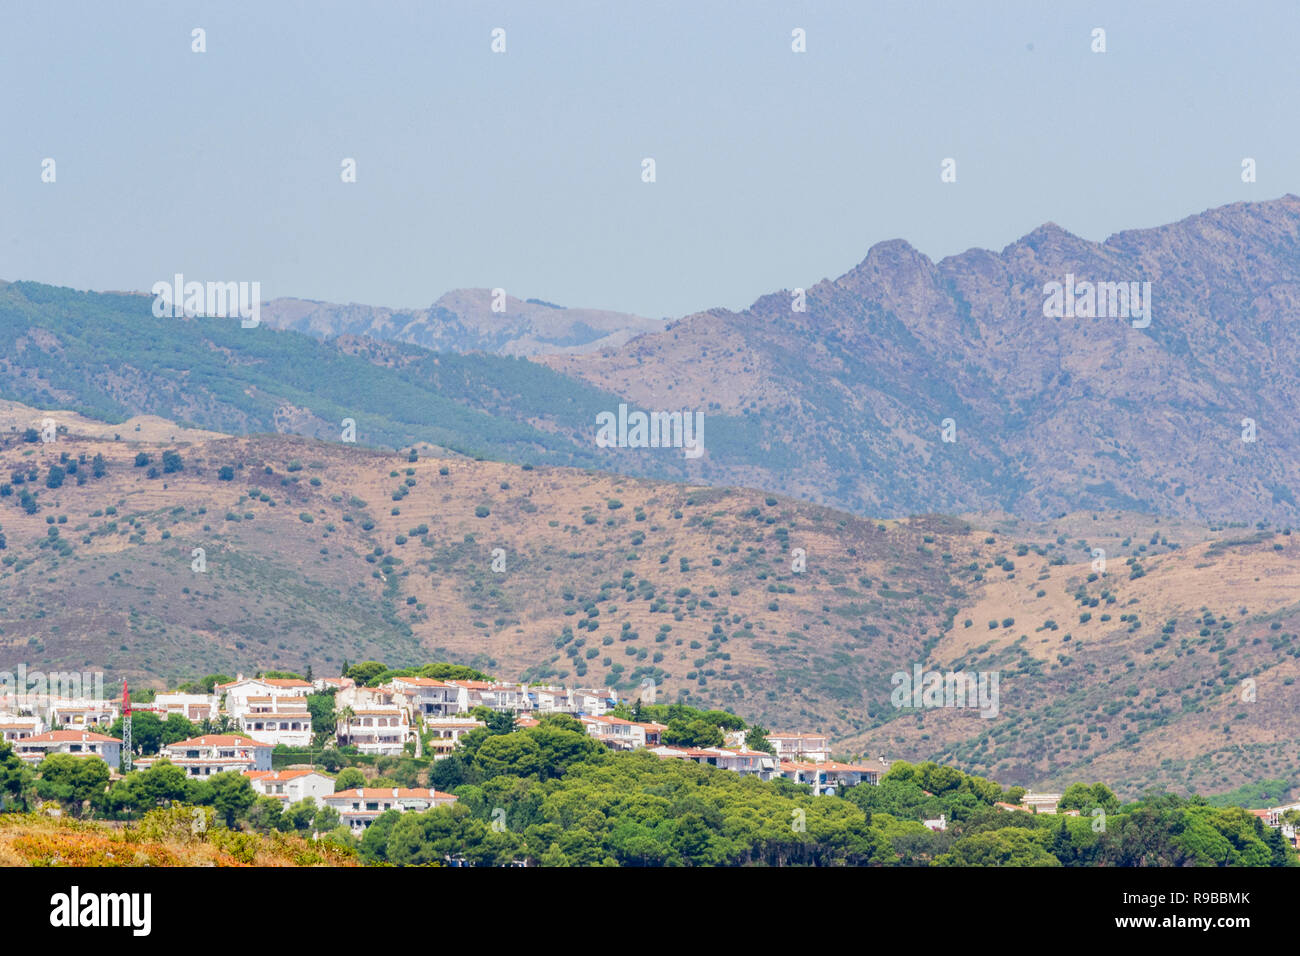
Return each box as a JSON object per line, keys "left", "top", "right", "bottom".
{"left": 3, "top": 1, "right": 1296, "bottom": 318}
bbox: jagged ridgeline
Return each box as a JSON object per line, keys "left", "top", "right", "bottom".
{"left": 540, "top": 196, "right": 1300, "bottom": 523}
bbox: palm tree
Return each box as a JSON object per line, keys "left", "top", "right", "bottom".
{"left": 337, "top": 706, "right": 356, "bottom": 746}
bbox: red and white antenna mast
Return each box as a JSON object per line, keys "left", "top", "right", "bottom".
{"left": 121, "top": 678, "right": 133, "bottom": 772}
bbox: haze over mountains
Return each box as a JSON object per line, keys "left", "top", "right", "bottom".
{"left": 7, "top": 195, "right": 1290, "bottom": 525}
{"left": 545, "top": 194, "right": 1300, "bottom": 524}
{"left": 260, "top": 288, "right": 664, "bottom": 358}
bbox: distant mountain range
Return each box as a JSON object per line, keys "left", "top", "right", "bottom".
{"left": 0, "top": 281, "right": 627, "bottom": 468}
{"left": 544, "top": 195, "right": 1300, "bottom": 523}
{"left": 259, "top": 289, "right": 664, "bottom": 357}
{"left": 4, "top": 196, "right": 1299, "bottom": 523}
{"left": 0, "top": 282, "right": 763, "bottom": 486}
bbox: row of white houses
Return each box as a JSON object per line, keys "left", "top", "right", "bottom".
{"left": 135, "top": 675, "right": 624, "bottom": 752}
{"left": 0, "top": 685, "right": 840, "bottom": 758}
{"left": 0, "top": 674, "right": 621, "bottom": 754}
{"left": 3, "top": 673, "right": 890, "bottom": 801}
{"left": 0, "top": 694, "right": 116, "bottom": 744}
{"left": 3, "top": 724, "right": 887, "bottom": 798}
{"left": 573, "top": 714, "right": 888, "bottom": 793}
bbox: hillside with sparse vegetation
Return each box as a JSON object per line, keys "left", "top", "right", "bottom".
{"left": 3, "top": 402, "right": 1299, "bottom": 797}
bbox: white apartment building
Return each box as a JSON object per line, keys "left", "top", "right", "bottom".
{"left": 244, "top": 769, "right": 334, "bottom": 806}
{"left": 46, "top": 697, "right": 118, "bottom": 730}
{"left": 1020, "top": 790, "right": 1064, "bottom": 814}
{"left": 137, "top": 734, "right": 273, "bottom": 776}
{"left": 218, "top": 676, "right": 312, "bottom": 719}
{"left": 768, "top": 732, "right": 832, "bottom": 764}
{"left": 336, "top": 682, "right": 394, "bottom": 711}
{"left": 448, "top": 680, "right": 533, "bottom": 713}
{"left": 237, "top": 696, "right": 313, "bottom": 747}
{"left": 386, "top": 677, "right": 469, "bottom": 718}
{"left": 777, "top": 759, "right": 887, "bottom": 792}
{"left": 337, "top": 707, "right": 412, "bottom": 756}
{"left": 423, "top": 717, "right": 485, "bottom": 759}
{"left": 531, "top": 687, "right": 572, "bottom": 713}
{"left": 322, "top": 787, "right": 457, "bottom": 832}
{"left": 16, "top": 729, "right": 122, "bottom": 767}
{"left": 570, "top": 689, "right": 615, "bottom": 716}
{"left": 153, "top": 692, "right": 220, "bottom": 723}
{"left": 652, "top": 745, "right": 781, "bottom": 780}
{"left": 580, "top": 715, "right": 651, "bottom": 751}
{"left": 0, "top": 715, "right": 43, "bottom": 745}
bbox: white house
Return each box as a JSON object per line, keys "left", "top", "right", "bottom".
{"left": 244, "top": 769, "right": 334, "bottom": 806}
{"left": 712, "top": 749, "right": 781, "bottom": 778}
{"left": 1253, "top": 804, "right": 1300, "bottom": 849}
{"left": 138, "top": 734, "right": 273, "bottom": 776}
{"left": 337, "top": 707, "right": 412, "bottom": 756}
{"left": 45, "top": 697, "right": 118, "bottom": 730}
{"left": 0, "top": 715, "right": 43, "bottom": 745}
{"left": 153, "top": 692, "right": 220, "bottom": 723}
{"left": 423, "top": 718, "right": 485, "bottom": 759}
{"left": 637, "top": 721, "right": 667, "bottom": 747}
{"left": 336, "top": 681, "right": 395, "bottom": 711}
{"left": 322, "top": 787, "right": 457, "bottom": 832}
{"left": 1254, "top": 802, "right": 1300, "bottom": 828}
{"left": 16, "top": 729, "right": 122, "bottom": 767}
{"left": 448, "top": 680, "right": 532, "bottom": 713}
{"left": 312, "top": 676, "right": 354, "bottom": 694}
{"left": 218, "top": 676, "right": 312, "bottom": 719}
{"left": 570, "top": 688, "right": 615, "bottom": 716}
{"left": 580, "top": 715, "right": 648, "bottom": 751}
{"left": 531, "top": 687, "right": 572, "bottom": 713}
{"left": 1020, "top": 790, "right": 1063, "bottom": 814}
{"left": 386, "top": 677, "right": 468, "bottom": 718}
{"left": 236, "top": 696, "right": 313, "bottom": 747}
{"left": 777, "top": 760, "right": 886, "bottom": 793}
{"left": 768, "top": 732, "right": 832, "bottom": 764}
{"left": 651, "top": 746, "right": 781, "bottom": 780}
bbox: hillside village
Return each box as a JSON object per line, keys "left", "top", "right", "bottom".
{"left": 4, "top": 397, "right": 1300, "bottom": 800}
{"left": 8, "top": 667, "right": 1300, "bottom": 858}
{"left": 0, "top": 669, "right": 897, "bottom": 833}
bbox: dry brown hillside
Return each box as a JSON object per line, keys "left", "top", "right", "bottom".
{"left": 1, "top": 403, "right": 1297, "bottom": 798}
{"left": 0, "top": 812, "right": 357, "bottom": 867}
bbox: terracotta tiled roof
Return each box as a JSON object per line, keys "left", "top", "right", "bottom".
{"left": 22, "top": 730, "right": 119, "bottom": 744}
{"left": 244, "top": 769, "right": 319, "bottom": 782}
{"left": 166, "top": 734, "right": 270, "bottom": 749}
{"left": 325, "top": 787, "right": 455, "bottom": 800}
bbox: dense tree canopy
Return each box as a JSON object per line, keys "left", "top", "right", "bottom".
{"left": 0, "top": 742, "right": 33, "bottom": 811}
